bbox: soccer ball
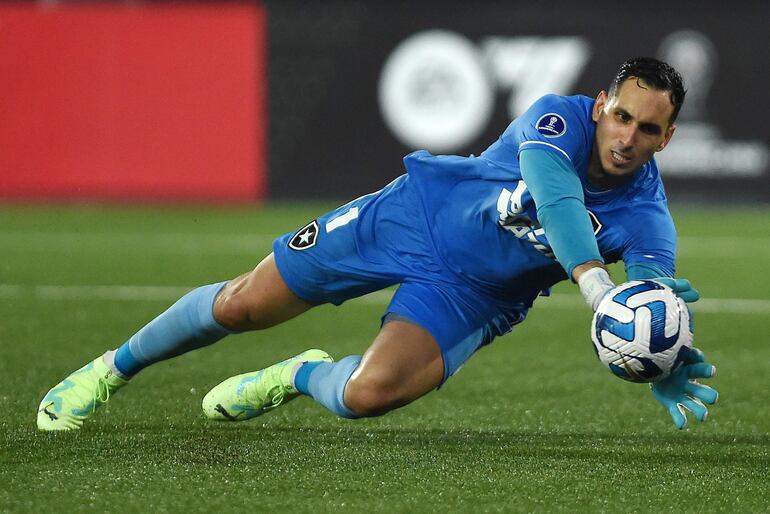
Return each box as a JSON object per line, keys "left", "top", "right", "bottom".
{"left": 591, "top": 280, "right": 693, "bottom": 383}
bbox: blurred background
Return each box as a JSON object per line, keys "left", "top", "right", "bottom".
{"left": 1, "top": 0, "right": 768, "bottom": 205}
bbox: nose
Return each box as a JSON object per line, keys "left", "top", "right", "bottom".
{"left": 618, "top": 125, "right": 638, "bottom": 148}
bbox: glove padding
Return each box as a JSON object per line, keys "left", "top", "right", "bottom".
{"left": 650, "top": 347, "right": 718, "bottom": 429}
{"left": 653, "top": 277, "right": 700, "bottom": 303}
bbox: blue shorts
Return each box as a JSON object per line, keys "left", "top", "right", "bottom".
{"left": 273, "top": 175, "right": 525, "bottom": 381}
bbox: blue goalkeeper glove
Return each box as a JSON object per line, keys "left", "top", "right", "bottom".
{"left": 650, "top": 347, "right": 718, "bottom": 429}
{"left": 653, "top": 277, "right": 700, "bottom": 303}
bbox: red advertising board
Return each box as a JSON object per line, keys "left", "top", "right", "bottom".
{"left": 0, "top": 3, "right": 266, "bottom": 202}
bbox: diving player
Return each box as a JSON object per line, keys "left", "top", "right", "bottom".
{"left": 37, "top": 57, "right": 718, "bottom": 432}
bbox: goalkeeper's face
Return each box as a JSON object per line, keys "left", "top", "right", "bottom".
{"left": 590, "top": 77, "right": 676, "bottom": 187}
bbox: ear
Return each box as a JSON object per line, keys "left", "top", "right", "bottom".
{"left": 656, "top": 124, "right": 676, "bottom": 152}
{"left": 592, "top": 91, "right": 608, "bottom": 122}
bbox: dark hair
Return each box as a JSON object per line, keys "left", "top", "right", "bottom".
{"left": 608, "top": 57, "right": 686, "bottom": 123}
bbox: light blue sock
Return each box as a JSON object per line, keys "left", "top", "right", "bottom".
{"left": 113, "top": 282, "right": 233, "bottom": 376}
{"left": 293, "top": 356, "right": 361, "bottom": 419}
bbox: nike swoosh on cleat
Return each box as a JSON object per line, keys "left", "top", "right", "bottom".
{"left": 40, "top": 403, "right": 58, "bottom": 421}
{"left": 214, "top": 404, "right": 243, "bottom": 421}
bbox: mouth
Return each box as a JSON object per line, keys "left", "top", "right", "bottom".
{"left": 610, "top": 150, "right": 632, "bottom": 167}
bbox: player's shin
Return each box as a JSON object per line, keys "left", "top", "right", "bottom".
{"left": 112, "top": 281, "right": 235, "bottom": 377}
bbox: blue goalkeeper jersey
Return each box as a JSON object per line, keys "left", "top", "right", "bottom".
{"left": 403, "top": 94, "right": 677, "bottom": 307}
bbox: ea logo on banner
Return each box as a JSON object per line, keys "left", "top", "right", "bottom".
{"left": 535, "top": 113, "right": 567, "bottom": 138}
{"left": 378, "top": 30, "right": 493, "bottom": 153}
{"left": 379, "top": 30, "right": 591, "bottom": 153}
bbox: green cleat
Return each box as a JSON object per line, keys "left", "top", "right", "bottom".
{"left": 202, "top": 349, "right": 333, "bottom": 421}
{"left": 37, "top": 353, "right": 128, "bottom": 431}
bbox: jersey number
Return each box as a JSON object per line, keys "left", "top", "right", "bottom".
{"left": 326, "top": 207, "right": 359, "bottom": 233}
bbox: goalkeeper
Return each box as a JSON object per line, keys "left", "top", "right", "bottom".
{"left": 38, "top": 57, "right": 718, "bottom": 431}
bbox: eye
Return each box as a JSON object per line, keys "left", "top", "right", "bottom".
{"left": 615, "top": 111, "right": 631, "bottom": 122}
{"left": 639, "top": 124, "right": 661, "bottom": 135}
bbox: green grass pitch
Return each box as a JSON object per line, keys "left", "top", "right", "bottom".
{"left": 1, "top": 203, "right": 768, "bottom": 512}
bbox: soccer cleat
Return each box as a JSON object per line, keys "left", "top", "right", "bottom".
{"left": 37, "top": 353, "right": 128, "bottom": 431}
{"left": 202, "top": 349, "right": 333, "bottom": 421}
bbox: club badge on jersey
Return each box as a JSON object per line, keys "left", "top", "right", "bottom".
{"left": 289, "top": 220, "right": 319, "bottom": 250}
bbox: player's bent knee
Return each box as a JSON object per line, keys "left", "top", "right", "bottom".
{"left": 212, "top": 275, "right": 275, "bottom": 331}
{"left": 213, "top": 261, "right": 314, "bottom": 332}
{"left": 213, "top": 279, "right": 259, "bottom": 331}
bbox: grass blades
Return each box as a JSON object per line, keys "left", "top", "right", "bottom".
{"left": 1, "top": 204, "right": 768, "bottom": 512}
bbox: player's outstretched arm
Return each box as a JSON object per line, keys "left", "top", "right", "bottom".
{"left": 519, "top": 149, "right": 605, "bottom": 282}
{"left": 650, "top": 348, "right": 719, "bottom": 429}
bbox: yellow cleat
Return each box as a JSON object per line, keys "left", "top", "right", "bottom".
{"left": 37, "top": 354, "right": 128, "bottom": 431}
{"left": 202, "top": 349, "right": 332, "bottom": 421}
